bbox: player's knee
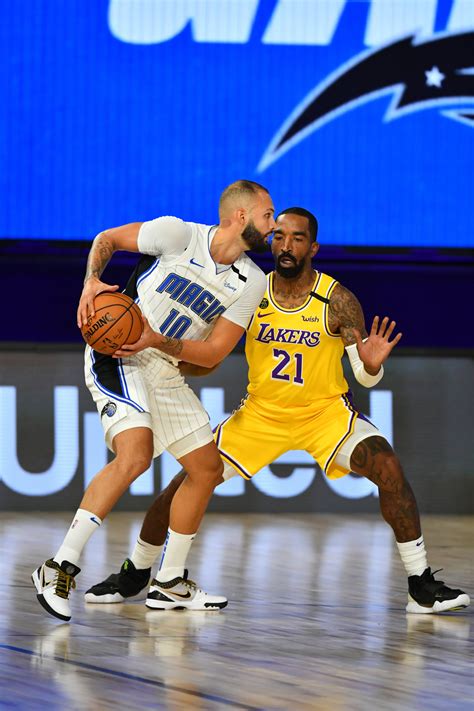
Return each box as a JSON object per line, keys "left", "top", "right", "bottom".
{"left": 190, "top": 458, "right": 224, "bottom": 490}
{"left": 114, "top": 451, "right": 152, "bottom": 481}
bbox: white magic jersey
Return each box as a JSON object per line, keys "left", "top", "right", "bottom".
{"left": 136, "top": 216, "right": 266, "bottom": 361}
{"left": 85, "top": 215, "right": 266, "bottom": 457}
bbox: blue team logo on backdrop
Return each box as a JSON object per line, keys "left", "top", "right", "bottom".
{"left": 260, "top": 31, "right": 474, "bottom": 170}
{"left": 2, "top": 1, "right": 473, "bottom": 246}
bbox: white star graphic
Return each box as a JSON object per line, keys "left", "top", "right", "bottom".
{"left": 425, "top": 66, "right": 445, "bottom": 88}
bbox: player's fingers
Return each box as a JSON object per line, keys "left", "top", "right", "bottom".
{"left": 102, "top": 284, "right": 120, "bottom": 293}
{"left": 87, "top": 298, "right": 96, "bottom": 322}
{"left": 385, "top": 320, "right": 397, "bottom": 339}
{"left": 76, "top": 304, "right": 83, "bottom": 328}
{"left": 370, "top": 316, "right": 379, "bottom": 336}
{"left": 379, "top": 316, "right": 390, "bottom": 337}
{"left": 79, "top": 300, "right": 90, "bottom": 327}
{"left": 353, "top": 328, "right": 363, "bottom": 346}
{"left": 390, "top": 332, "right": 403, "bottom": 347}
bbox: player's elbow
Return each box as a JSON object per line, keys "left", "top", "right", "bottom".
{"left": 202, "top": 352, "right": 223, "bottom": 369}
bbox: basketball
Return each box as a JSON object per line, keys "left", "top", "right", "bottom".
{"left": 81, "top": 292, "right": 143, "bottom": 355}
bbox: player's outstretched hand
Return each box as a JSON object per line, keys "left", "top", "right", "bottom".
{"left": 112, "top": 316, "right": 156, "bottom": 358}
{"left": 354, "top": 316, "right": 402, "bottom": 373}
{"left": 77, "top": 277, "right": 119, "bottom": 328}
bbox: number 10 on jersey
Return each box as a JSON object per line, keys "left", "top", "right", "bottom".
{"left": 160, "top": 308, "right": 192, "bottom": 339}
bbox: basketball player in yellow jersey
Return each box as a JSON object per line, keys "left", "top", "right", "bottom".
{"left": 86, "top": 208, "right": 469, "bottom": 614}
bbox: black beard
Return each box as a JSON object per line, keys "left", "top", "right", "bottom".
{"left": 242, "top": 221, "right": 269, "bottom": 254}
{"left": 275, "top": 255, "right": 305, "bottom": 279}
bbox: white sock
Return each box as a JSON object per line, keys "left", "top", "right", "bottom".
{"left": 53, "top": 509, "right": 102, "bottom": 567}
{"left": 396, "top": 535, "right": 428, "bottom": 577}
{"left": 130, "top": 536, "right": 163, "bottom": 570}
{"left": 158, "top": 528, "right": 196, "bottom": 582}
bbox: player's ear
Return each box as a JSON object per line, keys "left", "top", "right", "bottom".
{"left": 311, "top": 242, "right": 319, "bottom": 258}
{"left": 235, "top": 208, "right": 247, "bottom": 226}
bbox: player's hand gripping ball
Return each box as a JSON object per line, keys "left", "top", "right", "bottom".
{"left": 80, "top": 292, "right": 144, "bottom": 355}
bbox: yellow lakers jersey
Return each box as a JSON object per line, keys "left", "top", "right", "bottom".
{"left": 245, "top": 271, "right": 348, "bottom": 410}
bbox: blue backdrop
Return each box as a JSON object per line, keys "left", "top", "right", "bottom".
{"left": 2, "top": 0, "right": 473, "bottom": 246}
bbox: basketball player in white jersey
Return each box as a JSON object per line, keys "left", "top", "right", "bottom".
{"left": 86, "top": 208, "right": 469, "bottom": 615}
{"left": 32, "top": 180, "right": 275, "bottom": 621}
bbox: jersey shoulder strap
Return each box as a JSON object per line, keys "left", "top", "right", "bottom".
{"left": 309, "top": 272, "right": 338, "bottom": 304}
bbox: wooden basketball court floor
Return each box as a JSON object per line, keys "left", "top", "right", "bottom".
{"left": 0, "top": 512, "right": 472, "bottom": 710}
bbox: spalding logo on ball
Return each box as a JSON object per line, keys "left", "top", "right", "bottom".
{"left": 81, "top": 292, "right": 144, "bottom": 355}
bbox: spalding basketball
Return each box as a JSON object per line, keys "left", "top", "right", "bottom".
{"left": 81, "top": 292, "right": 144, "bottom": 355}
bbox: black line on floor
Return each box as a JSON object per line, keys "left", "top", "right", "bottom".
{"left": 0, "top": 644, "right": 263, "bottom": 710}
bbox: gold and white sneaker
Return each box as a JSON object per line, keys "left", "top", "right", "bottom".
{"left": 146, "top": 569, "right": 227, "bottom": 611}
{"left": 32, "top": 559, "right": 80, "bottom": 621}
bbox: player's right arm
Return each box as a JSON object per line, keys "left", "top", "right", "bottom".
{"left": 77, "top": 222, "right": 143, "bottom": 327}
{"left": 78, "top": 216, "right": 191, "bottom": 327}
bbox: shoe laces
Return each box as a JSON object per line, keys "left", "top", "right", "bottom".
{"left": 426, "top": 567, "right": 444, "bottom": 581}
{"left": 423, "top": 567, "right": 447, "bottom": 591}
{"left": 53, "top": 566, "right": 77, "bottom": 599}
{"left": 181, "top": 569, "right": 204, "bottom": 594}
{"left": 181, "top": 577, "right": 198, "bottom": 592}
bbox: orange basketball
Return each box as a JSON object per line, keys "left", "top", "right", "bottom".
{"left": 81, "top": 292, "right": 144, "bottom": 355}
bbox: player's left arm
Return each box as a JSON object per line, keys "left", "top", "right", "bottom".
{"left": 329, "top": 283, "right": 402, "bottom": 385}
{"left": 113, "top": 315, "right": 244, "bottom": 368}
{"left": 114, "top": 268, "right": 266, "bottom": 366}
{"left": 178, "top": 362, "right": 220, "bottom": 377}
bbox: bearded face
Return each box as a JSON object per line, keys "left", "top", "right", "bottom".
{"left": 275, "top": 251, "right": 305, "bottom": 278}
{"left": 242, "top": 219, "right": 271, "bottom": 254}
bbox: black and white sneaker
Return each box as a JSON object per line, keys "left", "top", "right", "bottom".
{"left": 146, "top": 569, "right": 228, "bottom": 611}
{"left": 407, "top": 567, "right": 470, "bottom": 614}
{"left": 32, "top": 559, "right": 81, "bottom": 621}
{"left": 84, "top": 559, "right": 151, "bottom": 604}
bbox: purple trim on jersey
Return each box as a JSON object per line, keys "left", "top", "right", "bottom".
{"left": 324, "top": 405, "right": 357, "bottom": 473}
{"left": 218, "top": 448, "right": 251, "bottom": 480}
{"left": 344, "top": 390, "right": 374, "bottom": 426}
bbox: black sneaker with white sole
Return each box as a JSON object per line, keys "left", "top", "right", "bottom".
{"left": 84, "top": 559, "right": 151, "bottom": 604}
{"left": 406, "top": 567, "right": 470, "bottom": 614}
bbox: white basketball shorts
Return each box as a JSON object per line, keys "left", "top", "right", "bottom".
{"left": 84, "top": 346, "right": 213, "bottom": 458}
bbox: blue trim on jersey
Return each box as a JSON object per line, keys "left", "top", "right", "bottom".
{"left": 117, "top": 359, "right": 131, "bottom": 400}
{"left": 90, "top": 351, "right": 146, "bottom": 413}
{"left": 135, "top": 257, "right": 161, "bottom": 304}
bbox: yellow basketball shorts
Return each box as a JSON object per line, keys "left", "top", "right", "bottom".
{"left": 214, "top": 393, "right": 378, "bottom": 480}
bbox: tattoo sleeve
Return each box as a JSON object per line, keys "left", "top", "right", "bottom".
{"left": 84, "top": 233, "right": 115, "bottom": 284}
{"left": 156, "top": 336, "right": 184, "bottom": 358}
{"left": 328, "top": 284, "right": 368, "bottom": 346}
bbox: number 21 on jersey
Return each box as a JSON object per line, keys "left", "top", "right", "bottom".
{"left": 271, "top": 348, "right": 304, "bottom": 385}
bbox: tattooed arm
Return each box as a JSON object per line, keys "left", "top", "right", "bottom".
{"left": 113, "top": 315, "right": 245, "bottom": 369}
{"left": 77, "top": 223, "right": 143, "bottom": 327}
{"left": 329, "top": 283, "right": 402, "bottom": 379}
{"left": 328, "top": 283, "right": 368, "bottom": 347}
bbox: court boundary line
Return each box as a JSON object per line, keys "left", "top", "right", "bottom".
{"left": 0, "top": 643, "right": 263, "bottom": 710}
